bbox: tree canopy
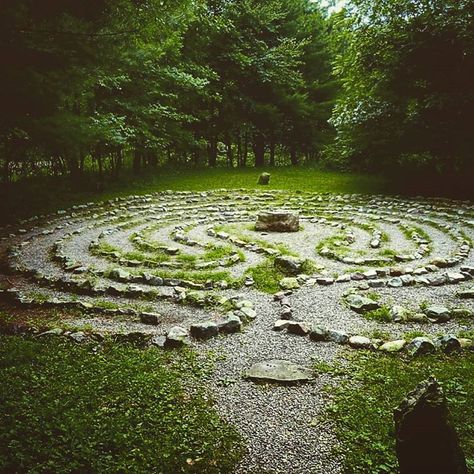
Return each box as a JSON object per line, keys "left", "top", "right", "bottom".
{"left": 1, "top": 0, "right": 472, "bottom": 185}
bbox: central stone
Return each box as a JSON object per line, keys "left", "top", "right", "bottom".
{"left": 244, "top": 359, "right": 313, "bottom": 384}
{"left": 255, "top": 211, "right": 299, "bottom": 232}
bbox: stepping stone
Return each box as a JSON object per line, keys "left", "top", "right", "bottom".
{"left": 245, "top": 360, "right": 313, "bottom": 384}
{"left": 218, "top": 315, "right": 242, "bottom": 334}
{"left": 280, "top": 277, "right": 300, "bottom": 290}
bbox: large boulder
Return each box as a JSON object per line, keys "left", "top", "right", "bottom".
{"left": 255, "top": 211, "right": 299, "bottom": 232}
{"left": 394, "top": 377, "right": 467, "bottom": 474}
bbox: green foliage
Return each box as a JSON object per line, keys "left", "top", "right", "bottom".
{"left": 246, "top": 260, "right": 284, "bottom": 294}
{"left": 364, "top": 306, "right": 391, "bottom": 323}
{"left": 0, "top": 336, "right": 243, "bottom": 473}
{"left": 321, "top": 351, "right": 474, "bottom": 473}
{"left": 326, "top": 0, "right": 474, "bottom": 179}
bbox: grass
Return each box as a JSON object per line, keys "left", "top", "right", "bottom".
{"left": 320, "top": 351, "right": 474, "bottom": 474}
{"left": 0, "top": 336, "right": 243, "bottom": 473}
{"left": 245, "top": 260, "right": 285, "bottom": 293}
{"left": 364, "top": 306, "right": 392, "bottom": 323}
{"left": 0, "top": 166, "right": 389, "bottom": 224}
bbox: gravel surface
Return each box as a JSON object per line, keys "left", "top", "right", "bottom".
{"left": 1, "top": 189, "right": 474, "bottom": 474}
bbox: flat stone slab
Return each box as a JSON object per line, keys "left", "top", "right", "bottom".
{"left": 244, "top": 359, "right": 313, "bottom": 384}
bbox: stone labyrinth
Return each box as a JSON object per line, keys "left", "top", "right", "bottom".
{"left": 2, "top": 189, "right": 474, "bottom": 349}
{"left": 1, "top": 189, "right": 474, "bottom": 471}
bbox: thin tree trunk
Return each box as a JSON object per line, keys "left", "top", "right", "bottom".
{"left": 253, "top": 133, "right": 265, "bottom": 168}
{"left": 290, "top": 146, "right": 298, "bottom": 166}
{"left": 208, "top": 136, "right": 217, "bottom": 167}
{"left": 269, "top": 140, "right": 276, "bottom": 166}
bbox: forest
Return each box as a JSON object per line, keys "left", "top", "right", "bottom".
{"left": 2, "top": 0, "right": 472, "bottom": 187}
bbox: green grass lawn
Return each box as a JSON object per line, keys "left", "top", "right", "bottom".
{"left": 318, "top": 351, "right": 474, "bottom": 474}
{"left": 0, "top": 336, "right": 242, "bottom": 473}
{"left": 0, "top": 166, "right": 389, "bottom": 224}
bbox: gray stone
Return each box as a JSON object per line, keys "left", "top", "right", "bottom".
{"left": 245, "top": 360, "right": 313, "bottom": 384}
{"left": 458, "top": 288, "right": 474, "bottom": 299}
{"left": 394, "top": 377, "right": 467, "bottom": 474}
{"left": 287, "top": 321, "right": 310, "bottom": 336}
{"left": 309, "top": 325, "right": 329, "bottom": 342}
{"left": 69, "top": 331, "right": 87, "bottom": 343}
{"left": 255, "top": 211, "right": 299, "bottom": 232}
{"left": 140, "top": 312, "right": 160, "bottom": 325}
{"left": 218, "top": 314, "right": 242, "bottom": 334}
{"left": 388, "top": 277, "right": 403, "bottom": 288}
{"left": 274, "top": 256, "right": 304, "bottom": 276}
{"left": 164, "top": 326, "right": 190, "bottom": 348}
{"left": 258, "top": 172, "right": 271, "bottom": 185}
{"left": 327, "top": 330, "right": 349, "bottom": 344}
{"left": 190, "top": 321, "right": 219, "bottom": 340}
{"left": 379, "top": 340, "right": 406, "bottom": 352}
{"left": 349, "top": 335, "right": 372, "bottom": 349}
{"left": 345, "top": 293, "right": 381, "bottom": 313}
{"left": 405, "top": 337, "right": 436, "bottom": 356}
{"left": 425, "top": 305, "right": 451, "bottom": 323}
{"left": 273, "top": 319, "right": 291, "bottom": 331}
{"left": 435, "top": 335, "right": 461, "bottom": 354}
{"left": 390, "top": 305, "right": 410, "bottom": 322}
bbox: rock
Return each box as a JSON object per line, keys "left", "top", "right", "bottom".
{"left": 140, "top": 312, "right": 160, "bottom": 325}
{"left": 309, "top": 325, "right": 329, "bottom": 342}
{"left": 255, "top": 211, "right": 299, "bottom": 232}
{"left": 435, "top": 335, "right": 461, "bottom": 354}
{"left": 379, "top": 340, "right": 407, "bottom": 352}
{"left": 273, "top": 319, "right": 290, "bottom": 331}
{"left": 458, "top": 288, "right": 474, "bottom": 299}
{"left": 279, "top": 277, "right": 300, "bottom": 290}
{"left": 69, "top": 331, "right": 87, "bottom": 343}
{"left": 37, "top": 328, "right": 63, "bottom": 337}
{"left": 349, "top": 335, "right": 372, "bottom": 349}
{"left": 287, "top": 321, "right": 310, "bottom": 336}
{"left": 245, "top": 360, "right": 313, "bottom": 384}
{"left": 459, "top": 338, "right": 474, "bottom": 351}
{"left": 190, "top": 321, "right": 219, "bottom": 340}
{"left": 280, "top": 307, "right": 293, "bottom": 320}
{"left": 238, "top": 306, "right": 257, "bottom": 321}
{"left": 257, "top": 172, "right": 271, "bottom": 185}
{"left": 150, "top": 335, "right": 166, "bottom": 348}
{"left": 164, "top": 326, "right": 190, "bottom": 348}
{"left": 405, "top": 337, "right": 436, "bottom": 356}
{"left": 218, "top": 314, "right": 242, "bottom": 334}
{"left": 109, "top": 268, "right": 130, "bottom": 281}
{"left": 327, "top": 330, "right": 349, "bottom": 344}
{"left": 394, "top": 377, "right": 467, "bottom": 474}
{"left": 388, "top": 277, "right": 403, "bottom": 288}
{"left": 316, "top": 277, "right": 334, "bottom": 286}
{"left": 345, "top": 293, "right": 381, "bottom": 313}
{"left": 274, "top": 256, "right": 304, "bottom": 276}
{"left": 424, "top": 305, "right": 451, "bottom": 323}
{"left": 390, "top": 305, "right": 410, "bottom": 322}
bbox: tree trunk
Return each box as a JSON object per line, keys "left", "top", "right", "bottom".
{"left": 208, "top": 136, "right": 217, "bottom": 167}
{"left": 242, "top": 132, "right": 248, "bottom": 167}
{"left": 226, "top": 137, "right": 233, "bottom": 168}
{"left": 269, "top": 141, "right": 276, "bottom": 166}
{"left": 253, "top": 133, "right": 265, "bottom": 167}
{"left": 290, "top": 146, "right": 298, "bottom": 166}
{"left": 133, "top": 149, "right": 142, "bottom": 174}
